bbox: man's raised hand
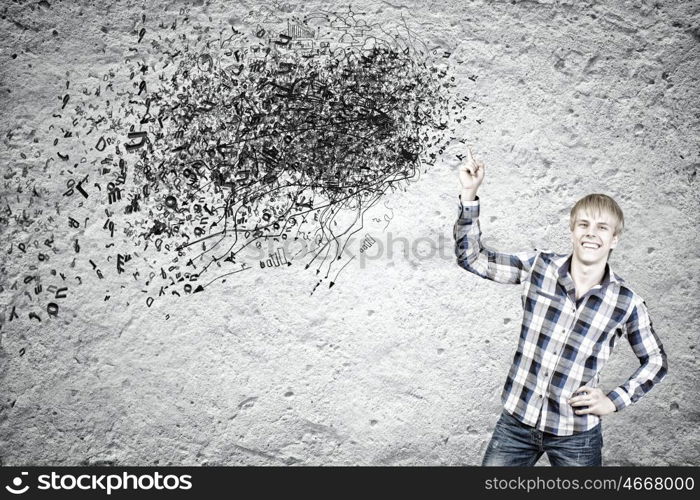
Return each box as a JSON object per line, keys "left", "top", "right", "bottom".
{"left": 459, "top": 147, "right": 485, "bottom": 201}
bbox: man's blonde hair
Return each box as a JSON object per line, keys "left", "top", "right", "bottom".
{"left": 569, "top": 194, "right": 624, "bottom": 236}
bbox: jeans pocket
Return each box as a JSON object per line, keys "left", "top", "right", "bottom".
{"left": 593, "top": 424, "right": 603, "bottom": 448}
{"left": 501, "top": 410, "right": 525, "bottom": 427}
{"left": 577, "top": 424, "right": 603, "bottom": 450}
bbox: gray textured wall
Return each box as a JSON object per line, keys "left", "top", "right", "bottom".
{"left": 1, "top": 0, "right": 698, "bottom": 466}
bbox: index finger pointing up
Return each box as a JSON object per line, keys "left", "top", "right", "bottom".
{"left": 466, "top": 146, "right": 475, "bottom": 163}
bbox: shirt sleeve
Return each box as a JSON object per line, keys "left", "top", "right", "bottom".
{"left": 453, "top": 196, "right": 539, "bottom": 285}
{"left": 606, "top": 298, "right": 668, "bottom": 411}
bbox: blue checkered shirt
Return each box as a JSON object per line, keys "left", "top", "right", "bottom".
{"left": 454, "top": 197, "right": 668, "bottom": 436}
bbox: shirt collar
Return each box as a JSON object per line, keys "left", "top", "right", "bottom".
{"left": 554, "top": 254, "right": 622, "bottom": 298}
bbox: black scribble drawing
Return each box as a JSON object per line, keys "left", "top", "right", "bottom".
{"left": 1, "top": 5, "right": 471, "bottom": 324}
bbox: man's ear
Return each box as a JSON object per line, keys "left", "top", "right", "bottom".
{"left": 610, "top": 233, "right": 620, "bottom": 249}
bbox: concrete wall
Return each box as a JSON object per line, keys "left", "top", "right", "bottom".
{"left": 0, "top": 0, "right": 698, "bottom": 465}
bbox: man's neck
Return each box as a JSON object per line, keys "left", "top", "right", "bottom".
{"left": 570, "top": 256, "right": 607, "bottom": 299}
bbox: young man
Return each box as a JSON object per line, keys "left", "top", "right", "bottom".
{"left": 454, "top": 148, "right": 667, "bottom": 466}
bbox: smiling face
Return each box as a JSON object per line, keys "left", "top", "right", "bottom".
{"left": 569, "top": 194, "right": 624, "bottom": 266}
{"left": 570, "top": 209, "right": 620, "bottom": 265}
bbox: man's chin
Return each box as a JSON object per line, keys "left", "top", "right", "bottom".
{"left": 573, "top": 251, "right": 606, "bottom": 266}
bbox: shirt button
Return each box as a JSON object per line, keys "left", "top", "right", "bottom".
{"left": 538, "top": 394, "right": 543, "bottom": 398}
{"left": 544, "top": 372, "right": 549, "bottom": 377}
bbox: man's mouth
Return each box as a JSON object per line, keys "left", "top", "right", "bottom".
{"left": 581, "top": 241, "right": 601, "bottom": 249}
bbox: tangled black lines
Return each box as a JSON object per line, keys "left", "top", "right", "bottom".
{"left": 131, "top": 27, "right": 456, "bottom": 286}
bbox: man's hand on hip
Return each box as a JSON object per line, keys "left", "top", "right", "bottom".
{"left": 568, "top": 386, "right": 617, "bottom": 416}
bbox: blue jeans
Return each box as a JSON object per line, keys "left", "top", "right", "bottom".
{"left": 482, "top": 410, "right": 603, "bottom": 466}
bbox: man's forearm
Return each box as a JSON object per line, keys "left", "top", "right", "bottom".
{"left": 606, "top": 348, "right": 667, "bottom": 412}
{"left": 606, "top": 299, "right": 668, "bottom": 412}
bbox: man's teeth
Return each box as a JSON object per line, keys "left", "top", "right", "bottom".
{"left": 582, "top": 242, "right": 600, "bottom": 249}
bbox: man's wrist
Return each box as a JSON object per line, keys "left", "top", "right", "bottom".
{"left": 603, "top": 396, "right": 617, "bottom": 414}
{"left": 460, "top": 188, "right": 478, "bottom": 202}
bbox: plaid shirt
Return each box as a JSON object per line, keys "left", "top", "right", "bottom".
{"left": 454, "top": 197, "right": 668, "bottom": 436}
